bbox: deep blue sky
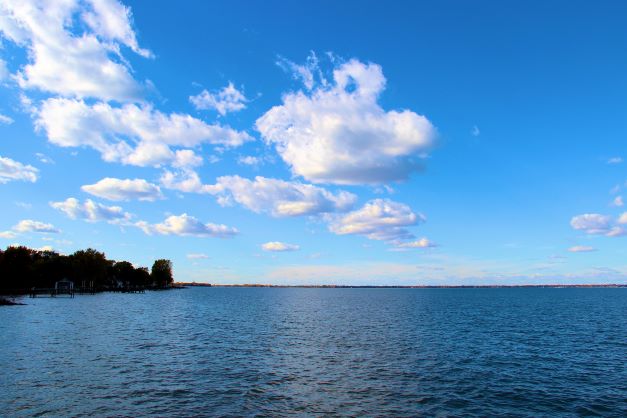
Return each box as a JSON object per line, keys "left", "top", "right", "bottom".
{"left": 1, "top": 0, "right": 626, "bottom": 284}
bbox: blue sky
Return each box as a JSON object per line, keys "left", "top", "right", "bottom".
{"left": 1, "top": 0, "right": 626, "bottom": 285}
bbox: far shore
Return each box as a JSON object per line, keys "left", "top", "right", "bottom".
{"left": 176, "top": 282, "right": 627, "bottom": 289}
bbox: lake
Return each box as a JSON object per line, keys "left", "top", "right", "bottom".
{"left": 1, "top": 287, "right": 625, "bottom": 416}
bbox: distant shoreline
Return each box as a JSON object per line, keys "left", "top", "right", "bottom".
{"left": 176, "top": 282, "right": 626, "bottom": 289}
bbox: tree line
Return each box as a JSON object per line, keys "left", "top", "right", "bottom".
{"left": 0, "top": 246, "right": 173, "bottom": 294}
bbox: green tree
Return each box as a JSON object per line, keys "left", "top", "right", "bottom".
{"left": 151, "top": 259, "right": 173, "bottom": 288}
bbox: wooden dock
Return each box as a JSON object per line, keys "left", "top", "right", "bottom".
{"left": 29, "top": 288, "right": 75, "bottom": 298}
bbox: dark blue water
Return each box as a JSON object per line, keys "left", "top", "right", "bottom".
{"left": 1, "top": 288, "right": 625, "bottom": 416}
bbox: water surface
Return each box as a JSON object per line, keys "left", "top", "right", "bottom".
{"left": 1, "top": 287, "right": 625, "bottom": 416}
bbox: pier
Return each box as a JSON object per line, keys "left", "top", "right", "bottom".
{"left": 29, "top": 287, "right": 75, "bottom": 298}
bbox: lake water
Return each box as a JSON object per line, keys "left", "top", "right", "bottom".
{"left": 1, "top": 287, "right": 625, "bottom": 416}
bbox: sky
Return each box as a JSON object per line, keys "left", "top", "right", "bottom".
{"left": 0, "top": 0, "right": 626, "bottom": 285}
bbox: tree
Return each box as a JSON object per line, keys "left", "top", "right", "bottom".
{"left": 69, "top": 248, "right": 111, "bottom": 287}
{"left": 0, "top": 246, "right": 34, "bottom": 290}
{"left": 151, "top": 259, "right": 173, "bottom": 288}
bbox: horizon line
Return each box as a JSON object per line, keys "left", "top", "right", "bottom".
{"left": 175, "top": 282, "right": 627, "bottom": 289}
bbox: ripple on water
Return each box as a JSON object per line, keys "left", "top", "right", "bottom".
{"left": 0, "top": 288, "right": 626, "bottom": 416}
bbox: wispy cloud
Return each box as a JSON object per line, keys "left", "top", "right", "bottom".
{"left": 568, "top": 245, "right": 596, "bottom": 253}
{"left": 261, "top": 241, "right": 300, "bottom": 252}
{"left": 187, "top": 253, "right": 210, "bottom": 259}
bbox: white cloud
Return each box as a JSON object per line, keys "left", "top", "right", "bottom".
{"left": 50, "top": 197, "right": 236, "bottom": 238}
{"left": 0, "top": 231, "right": 17, "bottom": 239}
{"left": 471, "top": 125, "right": 480, "bottom": 137}
{"left": 329, "top": 198, "right": 425, "bottom": 242}
{"left": 568, "top": 245, "right": 596, "bottom": 253}
{"left": 160, "top": 169, "right": 207, "bottom": 194}
{"left": 173, "top": 149, "right": 203, "bottom": 168}
{"left": 190, "top": 82, "right": 247, "bottom": 116}
{"left": 619, "top": 212, "right": 627, "bottom": 224}
{"left": 393, "top": 238, "right": 437, "bottom": 249}
{"left": 51, "top": 197, "right": 132, "bottom": 224}
{"left": 204, "top": 175, "right": 357, "bottom": 217}
{"left": 35, "top": 153, "right": 54, "bottom": 164}
{"left": 136, "top": 213, "right": 237, "bottom": 238}
{"left": 0, "top": 114, "right": 13, "bottom": 124}
{"left": 12, "top": 219, "right": 60, "bottom": 233}
{"left": 257, "top": 58, "right": 436, "bottom": 185}
{"left": 570, "top": 214, "right": 613, "bottom": 235}
{"left": 0, "top": 0, "right": 150, "bottom": 101}
{"left": 81, "top": 0, "right": 152, "bottom": 58}
{"left": 612, "top": 196, "right": 624, "bottom": 207}
{"left": 607, "top": 157, "right": 623, "bottom": 164}
{"left": 276, "top": 52, "right": 321, "bottom": 90}
{"left": 0, "top": 58, "right": 8, "bottom": 80}
{"left": 261, "top": 241, "right": 300, "bottom": 252}
{"left": 82, "top": 177, "right": 163, "bottom": 201}
{"left": 238, "top": 156, "right": 261, "bottom": 166}
{"left": 36, "top": 98, "right": 252, "bottom": 167}
{"left": 570, "top": 213, "right": 627, "bottom": 237}
{"left": 187, "top": 253, "right": 209, "bottom": 259}
{"left": 0, "top": 155, "right": 38, "bottom": 183}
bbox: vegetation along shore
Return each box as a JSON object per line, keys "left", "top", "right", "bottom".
{"left": 0, "top": 246, "right": 174, "bottom": 297}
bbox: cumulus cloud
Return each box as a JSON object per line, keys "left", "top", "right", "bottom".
{"left": 257, "top": 58, "right": 436, "bottom": 185}
{"left": 173, "top": 149, "right": 203, "bottom": 168}
{"left": 136, "top": 214, "right": 237, "bottom": 238}
{"left": 570, "top": 213, "right": 626, "bottom": 237}
{"left": 50, "top": 197, "right": 235, "bottom": 239}
{"left": 35, "top": 98, "right": 252, "bottom": 167}
{"left": 82, "top": 177, "right": 163, "bottom": 201}
{"left": 261, "top": 241, "right": 300, "bottom": 252}
{"left": 329, "top": 198, "right": 425, "bottom": 242}
{"left": 13, "top": 220, "right": 60, "bottom": 233}
{"left": 159, "top": 169, "right": 207, "bottom": 194}
{"left": 0, "top": 0, "right": 150, "bottom": 101}
{"left": 0, "top": 155, "right": 38, "bottom": 183}
{"left": 204, "top": 175, "right": 357, "bottom": 217}
{"left": 190, "top": 82, "right": 248, "bottom": 116}
{"left": 51, "top": 197, "right": 133, "bottom": 224}
{"left": 2, "top": 219, "right": 60, "bottom": 238}
{"left": 568, "top": 245, "right": 596, "bottom": 253}
{"left": 619, "top": 212, "right": 627, "bottom": 224}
